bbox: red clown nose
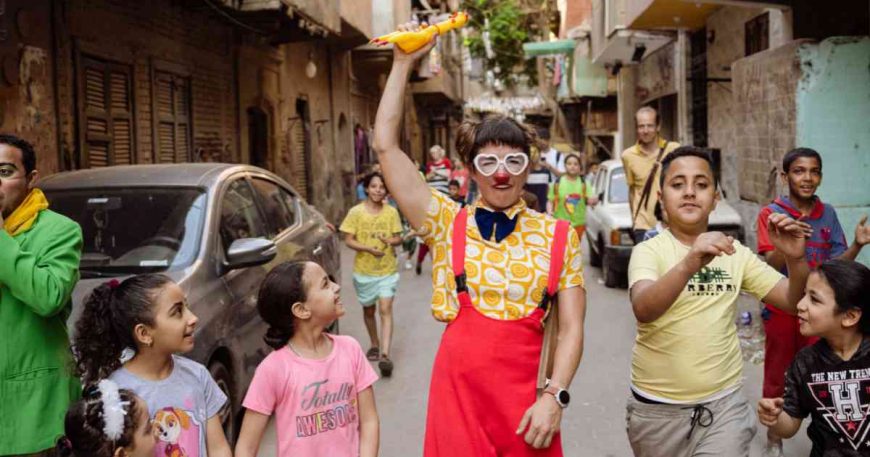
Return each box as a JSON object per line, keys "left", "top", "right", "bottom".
{"left": 493, "top": 172, "right": 510, "bottom": 186}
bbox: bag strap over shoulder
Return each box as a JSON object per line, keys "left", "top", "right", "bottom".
{"left": 632, "top": 143, "right": 669, "bottom": 228}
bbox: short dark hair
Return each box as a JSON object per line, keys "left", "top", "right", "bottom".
{"left": 0, "top": 134, "right": 36, "bottom": 174}
{"left": 362, "top": 172, "right": 384, "bottom": 189}
{"left": 448, "top": 179, "right": 460, "bottom": 187}
{"left": 659, "top": 146, "right": 718, "bottom": 188}
{"left": 815, "top": 260, "right": 870, "bottom": 335}
{"left": 782, "top": 147, "right": 822, "bottom": 173}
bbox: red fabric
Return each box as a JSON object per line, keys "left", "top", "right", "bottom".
{"left": 423, "top": 208, "right": 567, "bottom": 456}
{"left": 762, "top": 304, "right": 818, "bottom": 397}
{"left": 426, "top": 158, "right": 453, "bottom": 173}
{"left": 451, "top": 168, "right": 470, "bottom": 197}
{"left": 418, "top": 243, "right": 430, "bottom": 264}
{"left": 756, "top": 206, "right": 775, "bottom": 254}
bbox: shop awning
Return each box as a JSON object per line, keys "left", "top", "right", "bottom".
{"left": 523, "top": 39, "right": 577, "bottom": 57}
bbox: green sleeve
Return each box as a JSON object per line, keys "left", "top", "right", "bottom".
{"left": 0, "top": 219, "right": 82, "bottom": 317}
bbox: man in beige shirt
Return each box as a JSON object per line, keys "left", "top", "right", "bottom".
{"left": 621, "top": 107, "right": 680, "bottom": 243}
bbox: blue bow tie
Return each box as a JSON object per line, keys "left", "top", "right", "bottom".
{"left": 475, "top": 207, "right": 518, "bottom": 243}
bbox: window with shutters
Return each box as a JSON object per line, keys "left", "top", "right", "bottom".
{"left": 78, "top": 56, "right": 135, "bottom": 168}
{"left": 152, "top": 71, "right": 192, "bottom": 163}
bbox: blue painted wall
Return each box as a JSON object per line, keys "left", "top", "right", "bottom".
{"left": 796, "top": 36, "right": 870, "bottom": 265}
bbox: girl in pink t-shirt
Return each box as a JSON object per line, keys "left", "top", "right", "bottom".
{"left": 235, "top": 261, "right": 380, "bottom": 457}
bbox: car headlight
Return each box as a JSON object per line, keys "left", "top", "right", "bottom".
{"left": 610, "top": 229, "right": 633, "bottom": 246}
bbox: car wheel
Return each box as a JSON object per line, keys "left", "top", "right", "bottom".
{"left": 209, "top": 360, "right": 237, "bottom": 444}
{"left": 603, "top": 249, "right": 620, "bottom": 289}
{"left": 588, "top": 234, "right": 602, "bottom": 267}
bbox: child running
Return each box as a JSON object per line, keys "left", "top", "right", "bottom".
{"left": 757, "top": 147, "right": 870, "bottom": 456}
{"left": 73, "top": 275, "right": 231, "bottom": 457}
{"left": 626, "top": 147, "right": 812, "bottom": 457}
{"left": 757, "top": 259, "right": 870, "bottom": 456}
{"left": 56, "top": 380, "right": 156, "bottom": 457}
{"left": 234, "top": 261, "right": 379, "bottom": 457}
{"left": 547, "top": 153, "right": 596, "bottom": 242}
{"left": 340, "top": 172, "right": 403, "bottom": 376}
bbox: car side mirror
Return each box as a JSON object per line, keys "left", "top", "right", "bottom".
{"left": 223, "top": 238, "right": 277, "bottom": 273}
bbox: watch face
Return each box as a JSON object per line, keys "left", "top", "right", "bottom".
{"left": 557, "top": 390, "right": 570, "bottom": 405}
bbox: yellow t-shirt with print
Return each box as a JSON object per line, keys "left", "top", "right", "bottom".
{"left": 628, "top": 229, "right": 783, "bottom": 403}
{"left": 418, "top": 188, "right": 585, "bottom": 322}
{"left": 340, "top": 203, "right": 402, "bottom": 277}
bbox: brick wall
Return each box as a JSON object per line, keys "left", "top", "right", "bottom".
{"left": 706, "top": 6, "right": 765, "bottom": 201}
{"left": 55, "top": 0, "right": 236, "bottom": 167}
{"left": 732, "top": 40, "right": 808, "bottom": 205}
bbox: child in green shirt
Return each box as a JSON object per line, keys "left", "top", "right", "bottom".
{"left": 547, "top": 153, "right": 597, "bottom": 241}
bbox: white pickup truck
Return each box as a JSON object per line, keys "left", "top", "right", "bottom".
{"left": 586, "top": 159, "right": 745, "bottom": 288}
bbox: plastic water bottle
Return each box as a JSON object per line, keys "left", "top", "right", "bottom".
{"left": 739, "top": 311, "right": 752, "bottom": 326}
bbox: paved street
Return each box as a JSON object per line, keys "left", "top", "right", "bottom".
{"left": 258, "top": 245, "right": 812, "bottom": 456}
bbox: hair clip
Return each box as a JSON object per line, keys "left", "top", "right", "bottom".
{"left": 97, "top": 379, "right": 130, "bottom": 442}
{"left": 106, "top": 279, "right": 120, "bottom": 289}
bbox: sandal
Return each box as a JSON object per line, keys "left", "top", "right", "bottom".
{"left": 366, "top": 347, "right": 380, "bottom": 361}
{"left": 379, "top": 355, "right": 394, "bottom": 377}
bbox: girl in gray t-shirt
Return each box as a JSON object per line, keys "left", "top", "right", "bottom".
{"left": 73, "top": 274, "right": 231, "bottom": 457}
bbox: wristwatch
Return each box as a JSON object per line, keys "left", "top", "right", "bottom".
{"left": 543, "top": 381, "right": 570, "bottom": 408}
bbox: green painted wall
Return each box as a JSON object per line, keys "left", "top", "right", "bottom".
{"left": 796, "top": 36, "right": 870, "bottom": 265}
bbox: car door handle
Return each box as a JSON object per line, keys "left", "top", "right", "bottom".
{"left": 312, "top": 245, "right": 323, "bottom": 256}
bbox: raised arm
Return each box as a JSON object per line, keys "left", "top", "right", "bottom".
{"left": 372, "top": 24, "right": 437, "bottom": 229}
{"left": 631, "top": 232, "right": 736, "bottom": 323}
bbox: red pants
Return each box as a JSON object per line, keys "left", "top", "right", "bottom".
{"left": 418, "top": 243, "right": 430, "bottom": 264}
{"left": 762, "top": 304, "right": 818, "bottom": 397}
{"left": 423, "top": 294, "right": 562, "bottom": 457}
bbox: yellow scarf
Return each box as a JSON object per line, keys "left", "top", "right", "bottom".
{"left": 3, "top": 188, "right": 49, "bottom": 236}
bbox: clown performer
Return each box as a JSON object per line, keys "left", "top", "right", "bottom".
{"left": 372, "top": 23, "right": 587, "bottom": 457}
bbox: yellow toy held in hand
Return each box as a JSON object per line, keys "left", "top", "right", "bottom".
{"left": 371, "top": 12, "right": 469, "bottom": 53}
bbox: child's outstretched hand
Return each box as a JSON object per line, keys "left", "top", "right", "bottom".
{"left": 768, "top": 213, "right": 811, "bottom": 260}
{"left": 855, "top": 215, "right": 870, "bottom": 246}
{"left": 757, "top": 397, "right": 784, "bottom": 427}
{"left": 685, "top": 232, "right": 736, "bottom": 272}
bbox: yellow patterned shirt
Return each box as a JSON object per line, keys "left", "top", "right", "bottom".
{"left": 418, "top": 189, "right": 585, "bottom": 322}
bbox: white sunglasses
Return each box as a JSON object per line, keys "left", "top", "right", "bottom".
{"left": 473, "top": 153, "right": 529, "bottom": 177}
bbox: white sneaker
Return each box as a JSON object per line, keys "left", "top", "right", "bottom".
{"left": 762, "top": 440, "right": 784, "bottom": 457}
{"left": 404, "top": 261, "right": 413, "bottom": 270}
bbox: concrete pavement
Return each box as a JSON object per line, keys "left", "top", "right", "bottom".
{"left": 255, "top": 245, "right": 812, "bottom": 456}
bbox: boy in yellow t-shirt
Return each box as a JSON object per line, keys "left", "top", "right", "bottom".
{"left": 626, "top": 147, "right": 812, "bottom": 457}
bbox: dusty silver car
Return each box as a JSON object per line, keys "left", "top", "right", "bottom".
{"left": 586, "top": 159, "right": 744, "bottom": 288}
{"left": 41, "top": 163, "right": 341, "bottom": 441}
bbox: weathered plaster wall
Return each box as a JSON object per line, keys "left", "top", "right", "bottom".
{"left": 796, "top": 36, "right": 870, "bottom": 265}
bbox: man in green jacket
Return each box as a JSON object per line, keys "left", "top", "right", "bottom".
{"left": 0, "top": 134, "right": 82, "bottom": 456}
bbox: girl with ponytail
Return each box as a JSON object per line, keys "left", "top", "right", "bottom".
{"left": 56, "top": 380, "right": 155, "bottom": 457}
{"left": 235, "top": 261, "right": 380, "bottom": 457}
{"left": 72, "top": 274, "right": 231, "bottom": 456}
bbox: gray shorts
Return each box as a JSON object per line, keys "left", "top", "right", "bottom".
{"left": 625, "top": 388, "right": 757, "bottom": 457}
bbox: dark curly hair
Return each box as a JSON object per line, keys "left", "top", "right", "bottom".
{"left": 257, "top": 261, "right": 309, "bottom": 350}
{"left": 55, "top": 385, "right": 141, "bottom": 457}
{"left": 815, "top": 260, "right": 870, "bottom": 334}
{"left": 73, "top": 274, "right": 173, "bottom": 384}
{"left": 455, "top": 114, "right": 538, "bottom": 166}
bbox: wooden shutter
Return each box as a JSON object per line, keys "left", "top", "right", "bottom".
{"left": 290, "top": 119, "right": 308, "bottom": 200}
{"left": 79, "top": 56, "right": 135, "bottom": 168}
{"left": 154, "top": 71, "right": 192, "bottom": 163}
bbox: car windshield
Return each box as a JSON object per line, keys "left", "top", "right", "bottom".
{"left": 45, "top": 187, "right": 207, "bottom": 277}
{"left": 609, "top": 168, "right": 629, "bottom": 204}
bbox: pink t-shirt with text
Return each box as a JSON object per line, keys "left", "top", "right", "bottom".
{"left": 243, "top": 335, "right": 378, "bottom": 456}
